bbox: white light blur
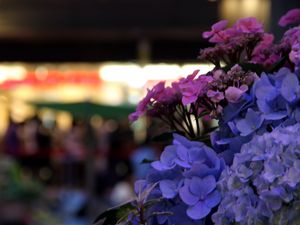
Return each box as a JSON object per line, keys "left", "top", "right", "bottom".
{"left": 143, "top": 64, "right": 182, "bottom": 81}
{"left": 99, "top": 64, "right": 146, "bottom": 88}
{"left": 0, "top": 65, "right": 27, "bottom": 83}
{"left": 99, "top": 63, "right": 215, "bottom": 88}
{"left": 181, "top": 64, "right": 215, "bottom": 77}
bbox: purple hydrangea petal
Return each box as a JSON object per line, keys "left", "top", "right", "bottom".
{"left": 263, "top": 160, "right": 284, "bottom": 182}
{"left": 176, "top": 145, "right": 189, "bottom": 161}
{"left": 189, "top": 176, "right": 216, "bottom": 197}
{"left": 255, "top": 74, "right": 278, "bottom": 101}
{"left": 187, "top": 201, "right": 211, "bottom": 219}
{"left": 236, "top": 108, "right": 264, "bottom": 136}
{"left": 205, "top": 190, "right": 221, "bottom": 208}
{"left": 151, "top": 161, "right": 173, "bottom": 171}
{"left": 260, "top": 190, "right": 282, "bottom": 211}
{"left": 159, "top": 180, "right": 178, "bottom": 199}
{"left": 281, "top": 73, "right": 300, "bottom": 103}
{"left": 179, "top": 181, "right": 199, "bottom": 206}
{"left": 160, "top": 146, "right": 177, "bottom": 166}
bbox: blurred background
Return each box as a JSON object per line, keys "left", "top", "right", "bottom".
{"left": 0, "top": 0, "right": 299, "bottom": 225}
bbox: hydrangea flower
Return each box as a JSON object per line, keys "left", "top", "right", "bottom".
{"left": 225, "top": 85, "right": 248, "bottom": 103}
{"left": 178, "top": 70, "right": 213, "bottom": 105}
{"left": 133, "top": 134, "right": 225, "bottom": 224}
{"left": 234, "top": 17, "right": 263, "bottom": 33}
{"left": 202, "top": 20, "right": 229, "bottom": 43}
{"left": 98, "top": 8, "right": 300, "bottom": 225}
{"left": 279, "top": 8, "right": 300, "bottom": 27}
{"left": 290, "top": 43, "right": 300, "bottom": 75}
{"left": 212, "top": 68, "right": 300, "bottom": 163}
{"left": 213, "top": 123, "right": 300, "bottom": 225}
{"left": 179, "top": 176, "right": 221, "bottom": 220}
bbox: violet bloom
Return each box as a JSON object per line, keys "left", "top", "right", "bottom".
{"left": 235, "top": 108, "right": 264, "bottom": 136}
{"left": 252, "top": 33, "right": 275, "bottom": 64}
{"left": 151, "top": 145, "right": 177, "bottom": 171}
{"left": 234, "top": 17, "right": 264, "bottom": 33}
{"left": 207, "top": 90, "right": 224, "bottom": 103}
{"left": 179, "top": 176, "right": 221, "bottom": 220}
{"left": 289, "top": 43, "right": 300, "bottom": 67}
{"left": 149, "top": 134, "right": 224, "bottom": 222}
{"left": 179, "top": 71, "right": 213, "bottom": 105}
{"left": 225, "top": 85, "right": 248, "bottom": 103}
{"left": 203, "top": 20, "right": 229, "bottom": 43}
{"left": 281, "top": 26, "right": 300, "bottom": 48}
{"left": 279, "top": 8, "right": 300, "bottom": 27}
{"left": 213, "top": 123, "right": 300, "bottom": 225}
{"left": 129, "top": 81, "right": 165, "bottom": 121}
{"left": 281, "top": 72, "right": 300, "bottom": 103}
{"left": 252, "top": 33, "right": 274, "bottom": 56}
{"left": 255, "top": 72, "right": 288, "bottom": 120}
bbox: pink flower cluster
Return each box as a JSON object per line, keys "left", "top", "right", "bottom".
{"left": 207, "top": 65, "right": 257, "bottom": 109}
{"left": 289, "top": 43, "right": 300, "bottom": 65}
{"left": 129, "top": 8, "right": 300, "bottom": 138}
{"left": 129, "top": 81, "right": 181, "bottom": 122}
{"left": 279, "top": 9, "right": 300, "bottom": 72}
{"left": 202, "top": 18, "right": 263, "bottom": 44}
{"left": 199, "top": 18, "right": 265, "bottom": 67}
{"left": 279, "top": 8, "right": 300, "bottom": 27}
{"left": 179, "top": 70, "right": 213, "bottom": 105}
{"left": 130, "top": 64, "right": 256, "bottom": 120}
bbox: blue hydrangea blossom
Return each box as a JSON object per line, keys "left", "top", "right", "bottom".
{"left": 212, "top": 68, "right": 300, "bottom": 163}
{"left": 134, "top": 134, "right": 225, "bottom": 224}
{"left": 213, "top": 123, "right": 300, "bottom": 225}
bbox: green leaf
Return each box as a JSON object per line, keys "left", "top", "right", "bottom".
{"left": 93, "top": 201, "right": 135, "bottom": 225}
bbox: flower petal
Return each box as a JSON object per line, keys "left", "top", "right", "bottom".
{"left": 187, "top": 201, "right": 211, "bottom": 219}
{"left": 159, "top": 180, "right": 177, "bottom": 199}
{"left": 179, "top": 181, "right": 199, "bottom": 206}
{"left": 189, "top": 176, "right": 216, "bottom": 197}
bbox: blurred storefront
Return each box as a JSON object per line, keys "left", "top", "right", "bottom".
{"left": 0, "top": 62, "right": 214, "bottom": 134}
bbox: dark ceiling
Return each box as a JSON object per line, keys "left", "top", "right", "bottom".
{"left": 0, "top": 0, "right": 298, "bottom": 62}
{"left": 0, "top": 0, "right": 219, "bottom": 62}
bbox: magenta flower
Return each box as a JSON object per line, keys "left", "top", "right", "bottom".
{"left": 279, "top": 8, "right": 300, "bottom": 27}
{"left": 129, "top": 81, "right": 165, "bottom": 122}
{"left": 225, "top": 85, "right": 248, "bottom": 103}
{"left": 156, "top": 86, "right": 178, "bottom": 103}
{"left": 252, "top": 33, "right": 274, "bottom": 57}
{"left": 234, "top": 17, "right": 264, "bottom": 33}
{"left": 180, "top": 72, "right": 213, "bottom": 105}
{"left": 202, "top": 20, "right": 229, "bottom": 43}
{"left": 207, "top": 90, "right": 224, "bottom": 103}
{"left": 289, "top": 43, "right": 300, "bottom": 65}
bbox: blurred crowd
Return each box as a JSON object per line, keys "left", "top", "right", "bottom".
{"left": 0, "top": 114, "right": 162, "bottom": 225}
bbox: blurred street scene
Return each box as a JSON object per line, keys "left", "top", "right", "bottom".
{"left": 0, "top": 0, "right": 299, "bottom": 225}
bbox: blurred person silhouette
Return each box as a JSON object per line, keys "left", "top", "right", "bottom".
{"left": 3, "top": 117, "right": 21, "bottom": 157}
{"left": 62, "top": 119, "right": 87, "bottom": 187}
{"left": 18, "top": 115, "right": 52, "bottom": 183}
{"left": 107, "top": 119, "right": 135, "bottom": 185}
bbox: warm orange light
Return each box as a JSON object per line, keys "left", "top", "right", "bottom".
{"left": 219, "top": 0, "right": 271, "bottom": 29}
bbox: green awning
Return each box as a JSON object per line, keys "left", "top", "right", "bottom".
{"left": 31, "top": 101, "right": 135, "bottom": 119}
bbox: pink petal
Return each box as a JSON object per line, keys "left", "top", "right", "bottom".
{"left": 212, "top": 20, "right": 228, "bottom": 31}
{"left": 279, "top": 8, "right": 300, "bottom": 27}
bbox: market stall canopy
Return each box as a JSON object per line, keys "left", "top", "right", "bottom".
{"left": 31, "top": 101, "right": 135, "bottom": 119}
